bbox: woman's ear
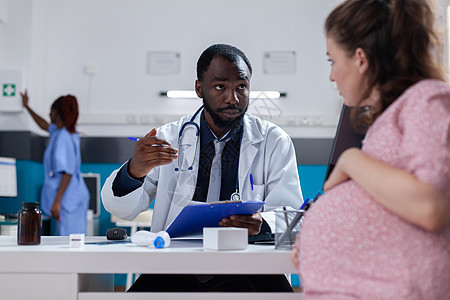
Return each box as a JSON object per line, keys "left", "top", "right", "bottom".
{"left": 354, "top": 48, "right": 369, "bottom": 74}
{"left": 195, "top": 80, "right": 203, "bottom": 98}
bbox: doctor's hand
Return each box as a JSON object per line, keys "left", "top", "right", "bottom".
{"left": 129, "top": 128, "right": 178, "bottom": 178}
{"left": 219, "top": 212, "right": 263, "bottom": 236}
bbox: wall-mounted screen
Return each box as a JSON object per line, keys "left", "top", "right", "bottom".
{"left": 82, "top": 173, "right": 100, "bottom": 218}
{"left": 0, "top": 157, "right": 17, "bottom": 197}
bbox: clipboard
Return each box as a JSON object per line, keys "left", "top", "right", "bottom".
{"left": 166, "top": 201, "right": 265, "bottom": 237}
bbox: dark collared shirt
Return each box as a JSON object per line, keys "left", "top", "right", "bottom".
{"left": 192, "top": 113, "right": 243, "bottom": 202}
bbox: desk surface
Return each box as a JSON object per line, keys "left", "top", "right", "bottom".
{"left": 0, "top": 236, "right": 296, "bottom": 275}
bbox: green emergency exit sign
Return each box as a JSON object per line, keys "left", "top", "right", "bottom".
{"left": 3, "top": 83, "right": 16, "bottom": 97}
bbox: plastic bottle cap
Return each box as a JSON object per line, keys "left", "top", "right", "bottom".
{"left": 153, "top": 236, "right": 165, "bottom": 248}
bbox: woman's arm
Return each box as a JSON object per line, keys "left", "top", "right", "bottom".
{"left": 324, "top": 148, "right": 450, "bottom": 231}
{"left": 50, "top": 172, "right": 72, "bottom": 221}
{"left": 20, "top": 90, "right": 50, "bottom": 131}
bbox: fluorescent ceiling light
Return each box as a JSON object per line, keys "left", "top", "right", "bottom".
{"left": 250, "top": 91, "right": 282, "bottom": 99}
{"left": 163, "top": 90, "right": 284, "bottom": 99}
{"left": 165, "top": 90, "right": 198, "bottom": 98}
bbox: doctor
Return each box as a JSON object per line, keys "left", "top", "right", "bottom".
{"left": 102, "top": 44, "right": 302, "bottom": 292}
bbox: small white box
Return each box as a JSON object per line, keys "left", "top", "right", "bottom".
{"left": 69, "top": 233, "right": 85, "bottom": 248}
{"left": 203, "top": 227, "right": 248, "bottom": 251}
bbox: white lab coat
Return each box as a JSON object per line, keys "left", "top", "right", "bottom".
{"left": 102, "top": 112, "right": 303, "bottom": 232}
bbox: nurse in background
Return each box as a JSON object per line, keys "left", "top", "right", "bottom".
{"left": 292, "top": 0, "right": 450, "bottom": 298}
{"left": 21, "top": 90, "right": 90, "bottom": 236}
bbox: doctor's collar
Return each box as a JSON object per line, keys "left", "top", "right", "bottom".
{"left": 200, "top": 113, "right": 242, "bottom": 146}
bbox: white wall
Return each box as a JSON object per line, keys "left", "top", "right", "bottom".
{"left": 0, "top": 0, "right": 343, "bottom": 137}
{"left": 0, "top": 0, "right": 35, "bottom": 131}
{"left": 1, "top": 0, "right": 448, "bottom": 138}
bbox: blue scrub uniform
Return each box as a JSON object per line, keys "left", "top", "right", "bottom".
{"left": 41, "top": 124, "right": 90, "bottom": 235}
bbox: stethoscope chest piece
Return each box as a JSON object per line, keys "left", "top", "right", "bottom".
{"left": 230, "top": 191, "right": 241, "bottom": 201}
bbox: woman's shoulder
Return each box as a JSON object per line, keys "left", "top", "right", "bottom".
{"left": 389, "top": 79, "right": 450, "bottom": 121}
{"left": 57, "top": 126, "right": 79, "bottom": 143}
{"left": 373, "top": 79, "right": 449, "bottom": 133}
{"left": 402, "top": 79, "right": 450, "bottom": 105}
{"left": 393, "top": 79, "right": 450, "bottom": 138}
{"left": 48, "top": 123, "right": 58, "bottom": 134}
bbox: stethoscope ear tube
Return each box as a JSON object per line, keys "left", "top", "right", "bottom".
{"left": 177, "top": 105, "right": 203, "bottom": 137}
{"left": 175, "top": 105, "right": 203, "bottom": 172}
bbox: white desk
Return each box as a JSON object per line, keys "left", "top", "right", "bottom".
{"left": 110, "top": 209, "right": 154, "bottom": 289}
{"left": 0, "top": 236, "right": 300, "bottom": 300}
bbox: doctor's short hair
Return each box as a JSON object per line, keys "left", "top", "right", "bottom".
{"left": 196, "top": 44, "right": 252, "bottom": 81}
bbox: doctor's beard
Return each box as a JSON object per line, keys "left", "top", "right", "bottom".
{"left": 202, "top": 98, "right": 248, "bottom": 134}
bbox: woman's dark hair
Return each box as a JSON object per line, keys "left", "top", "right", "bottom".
{"left": 51, "top": 95, "right": 79, "bottom": 133}
{"left": 325, "top": 0, "right": 444, "bottom": 127}
{"left": 197, "top": 44, "right": 252, "bottom": 81}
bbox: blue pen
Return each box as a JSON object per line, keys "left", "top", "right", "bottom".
{"left": 250, "top": 173, "right": 254, "bottom": 190}
{"left": 300, "top": 190, "right": 323, "bottom": 210}
{"left": 128, "top": 137, "right": 172, "bottom": 149}
{"left": 300, "top": 198, "right": 310, "bottom": 210}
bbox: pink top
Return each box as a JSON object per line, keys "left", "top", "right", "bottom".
{"left": 297, "top": 80, "right": 450, "bottom": 299}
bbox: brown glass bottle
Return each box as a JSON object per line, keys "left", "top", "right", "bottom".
{"left": 17, "top": 202, "right": 42, "bottom": 245}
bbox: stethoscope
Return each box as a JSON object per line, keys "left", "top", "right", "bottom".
{"left": 174, "top": 106, "right": 202, "bottom": 172}
{"left": 175, "top": 105, "right": 241, "bottom": 201}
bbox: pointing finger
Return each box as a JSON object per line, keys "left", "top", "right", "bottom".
{"left": 145, "top": 128, "right": 157, "bottom": 138}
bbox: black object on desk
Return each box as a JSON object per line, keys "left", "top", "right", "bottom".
{"left": 106, "top": 228, "right": 128, "bottom": 240}
{"left": 248, "top": 232, "right": 275, "bottom": 244}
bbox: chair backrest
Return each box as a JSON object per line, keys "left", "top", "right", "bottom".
{"left": 323, "top": 105, "right": 366, "bottom": 185}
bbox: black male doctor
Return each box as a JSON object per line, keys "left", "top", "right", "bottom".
{"left": 101, "top": 44, "right": 303, "bottom": 292}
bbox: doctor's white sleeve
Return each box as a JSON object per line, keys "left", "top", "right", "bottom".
{"left": 101, "top": 164, "right": 157, "bottom": 221}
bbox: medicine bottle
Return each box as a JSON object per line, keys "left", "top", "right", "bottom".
{"left": 17, "top": 202, "right": 42, "bottom": 245}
